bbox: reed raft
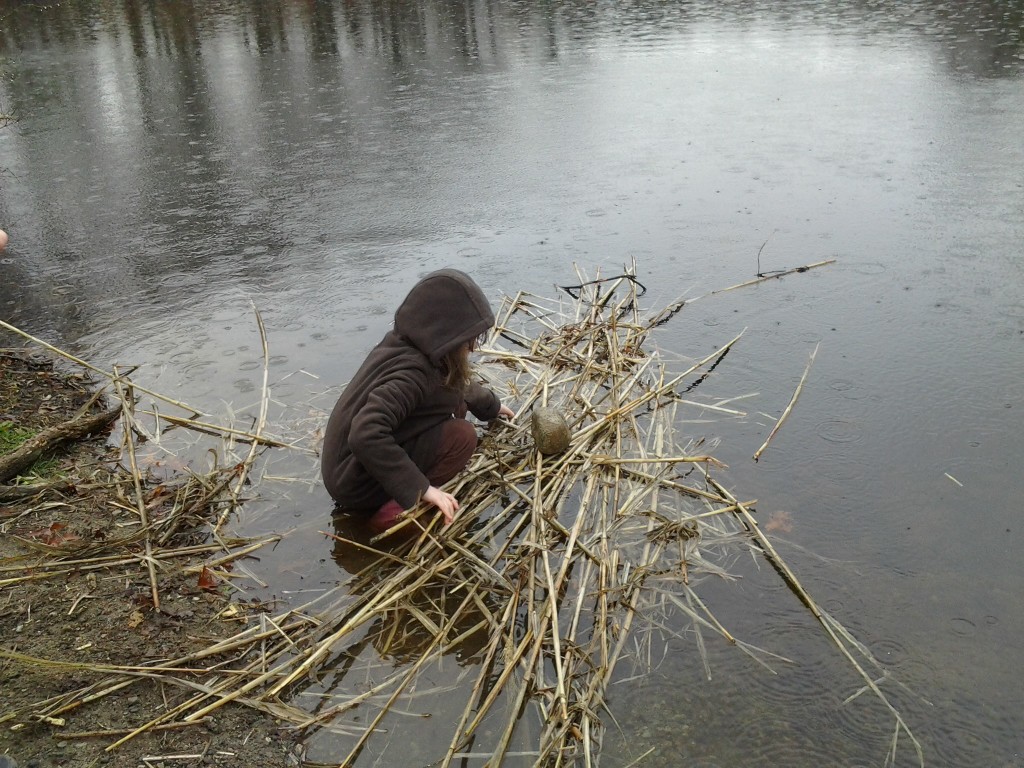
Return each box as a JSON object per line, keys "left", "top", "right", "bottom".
{"left": 0, "top": 265, "right": 921, "bottom": 767}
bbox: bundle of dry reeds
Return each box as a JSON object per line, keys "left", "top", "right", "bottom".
{"left": 0, "top": 319, "right": 283, "bottom": 605}
{"left": 0, "top": 266, "right": 921, "bottom": 767}
{"left": 304, "top": 267, "right": 917, "bottom": 767}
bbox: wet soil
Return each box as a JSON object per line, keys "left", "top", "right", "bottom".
{"left": 0, "top": 349, "right": 298, "bottom": 768}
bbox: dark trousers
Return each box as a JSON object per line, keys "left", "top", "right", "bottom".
{"left": 369, "top": 416, "right": 478, "bottom": 531}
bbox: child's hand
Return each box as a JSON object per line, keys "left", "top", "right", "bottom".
{"left": 497, "top": 405, "right": 515, "bottom": 420}
{"left": 423, "top": 485, "right": 459, "bottom": 525}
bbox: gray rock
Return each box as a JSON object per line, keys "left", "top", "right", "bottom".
{"left": 531, "top": 408, "right": 571, "bottom": 455}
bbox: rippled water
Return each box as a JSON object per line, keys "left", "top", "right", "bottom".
{"left": 2, "top": 1, "right": 1023, "bottom": 765}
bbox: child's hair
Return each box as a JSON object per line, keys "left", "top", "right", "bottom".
{"left": 441, "top": 343, "right": 472, "bottom": 392}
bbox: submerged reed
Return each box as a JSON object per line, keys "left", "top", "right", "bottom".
{"left": 0, "top": 262, "right": 921, "bottom": 767}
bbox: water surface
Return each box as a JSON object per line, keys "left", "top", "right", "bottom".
{"left": 1, "top": 1, "right": 1022, "bottom": 765}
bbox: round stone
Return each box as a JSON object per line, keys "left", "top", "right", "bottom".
{"left": 531, "top": 408, "right": 571, "bottom": 455}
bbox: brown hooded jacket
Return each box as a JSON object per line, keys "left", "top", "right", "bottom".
{"left": 321, "top": 269, "right": 501, "bottom": 511}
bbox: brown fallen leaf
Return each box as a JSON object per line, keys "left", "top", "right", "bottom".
{"left": 764, "top": 510, "right": 794, "bottom": 533}
{"left": 24, "top": 522, "right": 81, "bottom": 546}
{"left": 197, "top": 566, "right": 219, "bottom": 592}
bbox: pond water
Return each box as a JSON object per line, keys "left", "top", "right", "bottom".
{"left": 1, "top": 1, "right": 1023, "bottom": 765}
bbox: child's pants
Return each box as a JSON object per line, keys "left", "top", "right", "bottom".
{"left": 369, "top": 417, "right": 478, "bottom": 532}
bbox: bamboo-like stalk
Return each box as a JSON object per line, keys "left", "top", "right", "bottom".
{"left": 1, "top": 267, "right": 920, "bottom": 768}
{"left": 701, "top": 471, "right": 923, "bottom": 764}
{"left": 0, "top": 537, "right": 278, "bottom": 581}
{"left": 646, "top": 258, "right": 836, "bottom": 328}
{"left": 714, "top": 258, "right": 837, "bottom": 295}
{"left": 0, "top": 319, "right": 203, "bottom": 415}
{"left": 112, "top": 369, "right": 161, "bottom": 611}
{"left": 61, "top": 719, "right": 211, "bottom": 740}
{"left": 753, "top": 342, "right": 819, "bottom": 462}
{"left": 216, "top": 304, "right": 271, "bottom": 533}
{"left": 138, "top": 411, "right": 290, "bottom": 448}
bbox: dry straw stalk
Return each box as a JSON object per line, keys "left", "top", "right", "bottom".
{"left": 1, "top": 261, "right": 921, "bottom": 767}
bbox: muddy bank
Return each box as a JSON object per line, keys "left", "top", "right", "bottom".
{"left": 0, "top": 349, "right": 294, "bottom": 768}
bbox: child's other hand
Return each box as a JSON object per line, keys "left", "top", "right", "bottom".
{"left": 424, "top": 485, "right": 459, "bottom": 525}
{"left": 497, "top": 405, "right": 515, "bottom": 421}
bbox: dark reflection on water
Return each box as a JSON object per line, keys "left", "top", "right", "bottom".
{"left": 1, "top": 0, "right": 1023, "bottom": 765}
{"left": 328, "top": 512, "right": 495, "bottom": 665}
{"left": 0, "top": 0, "right": 1020, "bottom": 341}
{"left": 2, "top": 1, "right": 1022, "bottom": 68}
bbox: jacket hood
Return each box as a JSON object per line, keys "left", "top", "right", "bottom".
{"left": 394, "top": 268, "right": 495, "bottom": 365}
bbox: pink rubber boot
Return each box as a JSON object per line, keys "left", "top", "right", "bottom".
{"left": 368, "top": 499, "right": 405, "bottom": 534}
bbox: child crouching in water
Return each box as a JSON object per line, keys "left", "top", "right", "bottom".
{"left": 321, "top": 268, "right": 514, "bottom": 532}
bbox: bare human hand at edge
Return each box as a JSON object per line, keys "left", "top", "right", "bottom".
{"left": 425, "top": 405, "right": 514, "bottom": 525}
{"left": 423, "top": 485, "right": 459, "bottom": 524}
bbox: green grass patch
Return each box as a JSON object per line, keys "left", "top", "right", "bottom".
{"left": 0, "top": 419, "right": 63, "bottom": 480}
{"left": 0, "top": 419, "right": 32, "bottom": 453}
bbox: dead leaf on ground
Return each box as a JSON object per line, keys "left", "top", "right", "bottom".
{"left": 23, "top": 521, "right": 81, "bottom": 546}
{"left": 197, "top": 566, "right": 219, "bottom": 591}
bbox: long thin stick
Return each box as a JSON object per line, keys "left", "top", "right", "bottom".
{"left": 753, "top": 342, "right": 818, "bottom": 462}
{"left": 704, "top": 473, "right": 922, "bottom": 764}
{"left": 215, "top": 304, "right": 271, "bottom": 532}
{"left": 715, "top": 259, "right": 836, "bottom": 294}
{"left": 0, "top": 269, "right": 920, "bottom": 768}
{"left": 112, "top": 369, "right": 161, "bottom": 611}
{"left": 647, "top": 258, "right": 836, "bottom": 328}
{"left": 0, "top": 319, "right": 290, "bottom": 448}
{"left": 0, "top": 319, "right": 199, "bottom": 412}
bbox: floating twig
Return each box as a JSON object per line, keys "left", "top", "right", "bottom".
{"left": 753, "top": 342, "right": 819, "bottom": 462}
